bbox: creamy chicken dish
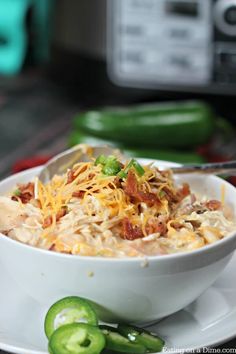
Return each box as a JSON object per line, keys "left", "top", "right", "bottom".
{"left": 0, "top": 154, "right": 235, "bottom": 257}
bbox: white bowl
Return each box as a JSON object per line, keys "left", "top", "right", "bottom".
{"left": 0, "top": 161, "right": 236, "bottom": 324}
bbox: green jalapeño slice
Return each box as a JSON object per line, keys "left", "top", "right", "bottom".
{"left": 44, "top": 296, "right": 98, "bottom": 339}
{"left": 99, "top": 325, "right": 146, "bottom": 353}
{"left": 117, "top": 324, "right": 165, "bottom": 352}
{"left": 49, "top": 323, "right": 105, "bottom": 354}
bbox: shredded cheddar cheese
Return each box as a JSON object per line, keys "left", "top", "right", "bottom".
{"left": 1, "top": 153, "right": 235, "bottom": 258}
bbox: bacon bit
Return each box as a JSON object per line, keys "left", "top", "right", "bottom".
{"left": 108, "top": 182, "right": 116, "bottom": 190}
{"left": 124, "top": 171, "right": 160, "bottom": 206}
{"left": 145, "top": 216, "right": 167, "bottom": 236}
{"left": 122, "top": 217, "right": 143, "bottom": 240}
{"left": 19, "top": 182, "right": 34, "bottom": 195}
{"left": 66, "top": 169, "right": 76, "bottom": 184}
{"left": 124, "top": 171, "right": 138, "bottom": 196}
{"left": 72, "top": 190, "right": 85, "bottom": 198}
{"left": 67, "top": 165, "right": 89, "bottom": 184}
{"left": 43, "top": 215, "right": 52, "bottom": 229}
{"left": 135, "top": 191, "right": 159, "bottom": 207}
{"left": 171, "top": 221, "right": 183, "bottom": 230}
{"left": 56, "top": 207, "right": 67, "bottom": 221}
{"left": 114, "top": 176, "right": 122, "bottom": 188}
{"left": 177, "top": 183, "right": 190, "bottom": 201}
{"left": 163, "top": 183, "right": 190, "bottom": 204}
{"left": 80, "top": 164, "right": 89, "bottom": 174}
{"left": 205, "top": 200, "right": 222, "bottom": 211}
{"left": 11, "top": 196, "right": 19, "bottom": 202}
{"left": 188, "top": 219, "right": 201, "bottom": 228}
{"left": 12, "top": 182, "right": 35, "bottom": 204}
{"left": 20, "top": 193, "right": 33, "bottom": 204}
{"left": 162, "top": 186, "right": 179, "bottom": 203}
{"left": 88, "top": 173, "right": 95, "bottom": 179}
{"left": 43, "top": 207, "right": 67, "bottom": 228}
{"left": 108, "top": 178, "right": 123, "bottom": 189}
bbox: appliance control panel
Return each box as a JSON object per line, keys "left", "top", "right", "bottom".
{"left": 108, "top": 0, "right": 236, "bottom": 94}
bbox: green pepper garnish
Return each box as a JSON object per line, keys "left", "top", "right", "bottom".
{"left": 102, "top": 161, "right": 121, "bottom": 176}
{"left": 118, "top": 159, "right": 145, "bottom": 179}
{"left": 95, "top": 155, "right": 144, "bottom": 178}
{"left": 117, "top": 170, "right": 127, "bottom": 179}
{"left": 13, "top": 188, "right": 21, "bottom": 196}
{"left": 95, "top": 154, "right": 107, "bottom": 166}
{"left": 159, "top": 190, "right": 166, "bottom": 198}
{"left": 95, "top": 155, "right": 122, "bottom": 176}
{"left": 132, "top": 160, "right": 145, "bottom": 176}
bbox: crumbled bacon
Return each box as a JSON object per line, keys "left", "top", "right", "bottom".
{"left": 124, "top": 171, "right": 160, "bottom": 207}
{"left": 162, "top": 183, "right": 190, "bottom": 204}
{"left": 145, "top": 216, "right": 168, "bottom": 236}
{"left": 43, "top": 215, "right": 52, "bottom": 228}
{"left": 124, "top": 170, "right": 138, "bottom": 196}
{"left": 187, "top": 219, "right": 201, "bottom": 228}
{"left": 122, "top": 217, "right": 143, "bottom": 240}
{"left": 135, "top": 191, "right": 159, "bottom": 206}
{"left": 88, "top": 173, "right": 95, "bottom": 179}
{"left": 72, "top": 190, "right": 85, "bottom": 198}
{"left": 21, "top": 193, "right": 33, "bottom": 203}
{"left": 67, "top": 164, "right": 90, "bottom": 184}
{"left": 43, "top": 207, "right": 67, "bottom": 229}
{"left": 66, "top": 169, "right": 76, "bottom": 184}
{"left": 162, "top": 186, "right": 179, "bottom": 203}
{"left": 56, "top": 207, "right": 67, "bottom": 221}
{"left": 11, "top": 182, "right": 35, "bottom": 204}
{"left": 20, "top": 182, "right": 35, "bottom": 195}
{"left": 170, "top": 221, "right": 183, "bottom": 230}
{"left": 177, "top": 183, "right": 190, "bottom": 201}
{"left": 205, "top": 200, "right": 222, "bottom": 211}
{"left": 114, "top": 176, "right": 122, "bottom": 188}
{"left": 11, "top": 196, "right": 18, "bottom": 202}
{"left": 68, "top": 165, "right": 94, "bottom": 187}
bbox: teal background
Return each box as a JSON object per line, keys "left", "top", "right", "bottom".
{"left": 0, "top": 0, "right": 53, "bottom": 75}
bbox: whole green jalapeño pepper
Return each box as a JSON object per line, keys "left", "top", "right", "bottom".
{"left": 68, "top": 131, "right": 205, "bottom": 164}
{"left": 73, "top": 101, "right": 215, "bottom": 148}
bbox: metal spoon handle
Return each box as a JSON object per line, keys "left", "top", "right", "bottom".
{"left": 171, "top": 160, "right": 236, "bottom": 175}
{"left": 38, "top": 145, "right": 124, "bottom": 183}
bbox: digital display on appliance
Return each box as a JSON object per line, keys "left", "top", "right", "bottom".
{"left": 166, "top": 1, "right": 199, "bottom": 17}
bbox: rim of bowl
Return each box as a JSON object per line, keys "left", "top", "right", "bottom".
{"left": 0, "top": 163, "right": 236, "bottom": 263}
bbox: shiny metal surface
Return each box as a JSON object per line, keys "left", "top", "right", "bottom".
{"left": 171, "top": 160, "right": 236, "bottom": 175}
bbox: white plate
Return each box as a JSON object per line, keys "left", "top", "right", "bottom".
{"left": 0, "top": 252, "right": 236, "bottom": 354}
